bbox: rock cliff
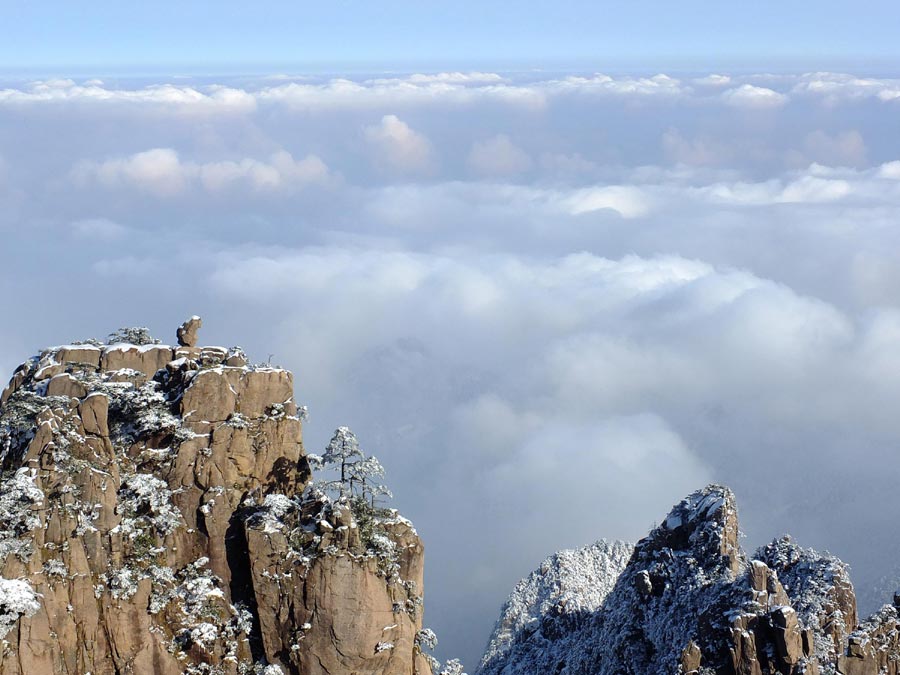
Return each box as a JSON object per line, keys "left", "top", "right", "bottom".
{"left": 478, "top": 485, "right": 900, "bottom": 675}
{"left": 0, "top": 319, "right": 432, "bottom": 675}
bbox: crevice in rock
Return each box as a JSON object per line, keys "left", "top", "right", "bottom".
{"left": 226, "top": 504, "right": 265, "bottom": 663}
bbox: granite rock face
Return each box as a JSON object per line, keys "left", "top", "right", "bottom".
{"left": 478, "top": 485, "right": 900, "bottom": 675}
{"left": 0, "top": 321, "right": 432, "bottom": 675}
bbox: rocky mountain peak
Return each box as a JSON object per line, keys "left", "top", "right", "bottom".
{"left": 478, "top": 484, "right": 900, "bottom": 675}
{"left": 0, "top": 319, "right": 433, "bottom": 675}
{"left": 641, "top": 484, "right": 741, "bottom": 577}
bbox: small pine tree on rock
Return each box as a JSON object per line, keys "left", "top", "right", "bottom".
{"left": 310, "top": 427, "right": 393, "bottom": 507}
{"left": 107, "top": 327, "right": 161, "bottom": 346}
{"left": 312, "top": 426, "right": 364, "bottom": 500}
{"left": 349, "top": 455, "right": 393, "bottom": 507}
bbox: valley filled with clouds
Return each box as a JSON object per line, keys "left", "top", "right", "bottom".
{"left": 2, "top": 69, "right": 900, "bottom": 667}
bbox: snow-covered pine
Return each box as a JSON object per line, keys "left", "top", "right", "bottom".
{"left": 107, "top": 326, "right": 161, "bottom": 346}
{"left": 319, "top": 426, "right": 364, "bottom": 499}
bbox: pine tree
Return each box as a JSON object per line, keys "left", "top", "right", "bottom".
{"left": 316, "top": 426, "right": 364, "bottom": 499}
{"left": 348, "top": 455, "right": 393, "bottom": 507}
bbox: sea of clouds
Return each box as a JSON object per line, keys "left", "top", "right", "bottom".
{"left": 2, "top": 69, "right": 900, "bottom": 667}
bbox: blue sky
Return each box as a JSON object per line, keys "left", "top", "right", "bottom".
{"left": 5, "top": 1, "right": 900, "bottom": 72}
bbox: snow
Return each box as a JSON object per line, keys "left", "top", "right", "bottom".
{"left": 0, "top": 578, "right": 41, "bottom": 638}
{"left": 756, "top": 535, "right": 856, "bottom": 664}
{"left": 0, "top": 468, "right": 44, "bottom": 560}
{"left": 116, "top": 473, "right": 183, "bottom": 537}
{"left": 52, "top": 344, "right": 102, "bottom": 353}
{"left": 104, "top": 343, "right": 172, "bottom": 354}
{"left": 190, "top": 622, "right": 219, "bottom": 648}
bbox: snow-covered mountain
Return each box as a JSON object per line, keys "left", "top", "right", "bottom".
{"left": 479, "top": 540, "right": 633, "bottom": 674}
{"left": 478, "top": 485, "right": 900, "bottom": 675}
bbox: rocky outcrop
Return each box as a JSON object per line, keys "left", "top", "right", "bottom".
{"left": 477, "top": 485, "right": 900, "bottom": 675}
{"left": 0, "top": 320, "right": 431, "bottom": 675}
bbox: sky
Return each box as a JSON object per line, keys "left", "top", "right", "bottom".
{"left": 5, "top": 2, "right": 900, "bottom": 72}
{"left": 3, "top": 3, "right": 900, "bottom": 672}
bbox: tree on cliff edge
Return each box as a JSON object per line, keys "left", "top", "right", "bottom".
{"left": 311, "top": 426, "right": 392, "bottom": 505}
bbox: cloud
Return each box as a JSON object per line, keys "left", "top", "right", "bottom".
{"left": 548, "top": 73, "right": 687, "bottom": 97}
{"left": 70, "top": 218, "right": 129, "bottom": 239}
{"left": 363, "top": 115, "right": 436, "bottom": 175}
{"left": 538, "top": 152, "right": 598, "bottom": 176}
{"left": 693, "top": 74, "right": 732, "bottom": 87}
{"left": 721, "top": 84, "right": 788, "bottom": 108}
{"left": 8, "top": 68, "right": 900, "bottom": 670}
{"left": 256, "top": 77, "right": 547, "bottom": 111}
{"left": 878, "top": 161, "right": 900, "bottom": 179}
{"left": 198, "top": 151, "right": 331, "bottom": 192}
{"left": 72, "top": 148, "right": 331, "bottom": 196}
{"left": 559, "top": 185, "right": 651, "bottom": 218}
{"left": 789, "top": 130, "right": 868, "bottom": 168}
{"left": 74, "top": 148, "right": 189, "bottom": 197}
{"left": 373, "top": 72, "right": 507, "bottom": 85}
{"left": 661, "top": 128, "right": 736, "bottom": 166}
{"left": 691, "top": 173, "right": 853, "bottom": 205}
{"left": 0, "top": 78, "right": 257, "bottom": 113}
{"left": 468, "top": 134, "right": 533, "bottom": 177}
{"left": 792, "top": 72, "right": 900, "bottom": 103}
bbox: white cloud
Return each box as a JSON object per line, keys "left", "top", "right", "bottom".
{"left": 560, "top": 185, "right": 651, "bottom": 218}
{"left": 549, "top": 73, "right": 687, "bottom": 97}
{"left": 792, "top": 72, "right": 900, "bottom": 103}
{"left": 878, "top": 161, "right": 900, "bottom": 179}
{"left": 256, "top": 77, "right": 547, "bottom": 111}
{"left": 778, "top": 174, "right": 853, "bottom": 202}
{"left": 693, "top": 74, "right": 732, "bottom": 87}
{"left": 73, "top": 148, "right": 331, "bottom": 196}
{"left": 4, "top": 72, "right": 900, "bottom": 123}
{"left": 468, "top": 135, "right": 533, "bottom": 177}
{"left": 721, "top": 84, "right": 788, "bottom": 108}
{"left": 198, "top": 151, "right": 331, "bottom": 192}
{"left": 75, "top": 148, "right": 189, "bottom": 197}
{"left": 374, "top": 72, "right": 507, "bottom": 85}
{"left": 0, "top": 78, "right": 256, "bottom": 113}
{"left": 363, "top": 114, "right": 436, "bottom": 175}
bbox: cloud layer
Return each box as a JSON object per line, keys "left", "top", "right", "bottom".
{"left": 2, "top": 69, "right": 900, "bottom": 668}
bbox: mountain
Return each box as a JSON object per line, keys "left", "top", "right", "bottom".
{"left": 478, "top": 539, "right": 633, "bottom": 675}
{"left": 478, "top": 485, "right": 900, "bottom": 675}
{"left": 0, "top": 318, "right": 433, "bottom": 675}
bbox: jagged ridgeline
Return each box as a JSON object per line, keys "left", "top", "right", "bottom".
{"left": 478, "top": 485, "right": 900, "bottom": 675}
{"left": 0, "top": 318, "right": 435, "bottom": 675}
